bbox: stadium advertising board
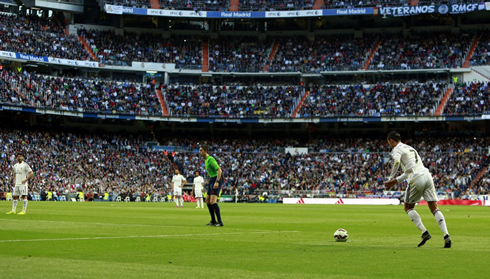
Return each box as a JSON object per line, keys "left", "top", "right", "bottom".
{"left": 0, "top": 51, "right": 16, "bottom": 58}
{"left": 0, "top": 50, "right": 99, "bottom": 68}
{"left": 208, "top": 11, "right": 261, "bottom": 18}
{"left": 131, "top": 62, "right": 176, "bottom": 71}
{"left": 105, "top": 4, "right": 123, "bottom": 14}
{"left": 16, "top": 53, "right": 48, "bottom": 62}
{"left": 377, "top": 3, "right": 487, "bottom": 17}
{"left": 264, "top": 10, "right": 322, "bottom": 18}
{"left": 48, "top": 57, "right": 99, "bottom": 68}
{"left": 162, "top": 10, "right": 206, "bottom": 18}
{"left": 105, "top": 5, "right": 373, "bottom": 18}
{"left": 324, "top": 8, "right": 373, "bottom": 16}
{"left": 104, "top": 5, "right": 147, "bottom": 15}
{"left": 283, "top": 198, "right": 400, "bottom": 205}
{"left": 285, "top": 197, "right": 488, "bottom": 206}
{"left": 1, "top": 105, "right": 489, "bottom": 123}
{"left": 104, "top": 3, "right": 487, "bottom": 18}
{"left": 285, "top": 147, "right": 308, "bottom": 155}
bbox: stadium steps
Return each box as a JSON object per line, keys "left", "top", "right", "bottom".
{"left": 263, "top": 41, "right": 279, "bottom": 72}
{"left": 312, "top": 0, "right": 324, "bottom": 9}
{"left": 434, "top": 87, "right": 454, "bottom": 116}
{"left": 78, "top": 35, "right": 98, "bottom": 62}
{"left": 156, "top": 89, "right": 170, "bottom": 116}
{"left": 202, "top": 41, "right": 209, "bottom": 72}
{"left": 292, "top": 90, "right": 310, "bottom": 118}
{"left": 363, "top": 40, "right": 382, "bottom": 70}
{"left": 229, "top": 0, "right": 239, "bottom": 11}
{"left": 462, "top": 35, "right": 480, "bottom": 68}
{"left": 410, "top": 0, "right": 420, "bottom": 5}
{"left": 150, "top": 0, "right": 161, "bottom": 9}
{"left": 469, "top": 166, "right": 487, "bottom": 189}
{"left": 12, "top": 87, "right": 34, "bottom": 107}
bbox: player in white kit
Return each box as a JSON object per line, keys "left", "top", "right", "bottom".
{"left": 384, "top": 131, "right": 451, "bottom": 248}
{"left": 6, "top": 153, "right": 34, "bottom": 215}
{"left": 192, "top": 171, "right": 205, "bottom": 209}
{"left": 171, "top": 169, "right": 187, "bottom": 208}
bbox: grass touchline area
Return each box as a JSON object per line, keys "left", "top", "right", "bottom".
{"left": 1, "top": 202, "right": 489, "bottom": 279}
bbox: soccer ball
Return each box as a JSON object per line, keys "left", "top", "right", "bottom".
{"left": 333, "top": 228, "right": 348, "bottom": 242}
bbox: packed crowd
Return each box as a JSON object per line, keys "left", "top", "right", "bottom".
{"left": 0, "top": 130, "right": 488, "bottom": 202}
{"left": 0, "top": 130, "right": 171, "bottom": 202}
{"left": 238, "top": 0, "right": 314, "bottom": 11}
{"left": 163, "top": 84, "right": 303, "bottom": 117}
{"left": 209, "top": 36, "right": 271, "bottom": 72}
{"left": 3, "top": 14, "right": 490, "bottom": 71}
{"left": 369, "top": 32, "right": 471, "bottom": 70}
{"left": 160, "top": 0, "right": 228, "bottom": 11}
{"left": 470, "top": 32, "right": 490, "bottom": 66}
{"left": 0, "top": 69, "right": 162, "bottom": 115}
{"left": 443, "top": 81, "right": 490, "bottom": 116}
{"left": 297, "top": 81, "right": 444, "bottom": 117}
{"left": 0, "top": 14, "right": 91, "bottom": 61}
{"left": 269, "top": 35, "right": 373, "bottom": 73}
{"left": 156, "top": 135, "right": 490, "bottom": 200}
{"left": 78, "top": 29, "right": 202, "bottom": 67}
{"left": 3, "top": 68, "right": 490, "bottom": 117}
{"left": 109, "top": 0, "right": 228, "bottom": 10}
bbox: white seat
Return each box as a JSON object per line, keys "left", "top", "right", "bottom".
{"left": 124, "top": 196, "right": 130, "bottom": 202}
{"left": 135, "top": 197, "right": 141, "bottom": 202}
{"left": 152, "top": 196, "right": 159, "bottom": 202}
{"left": 59, "top": 196, "right": 66, "bottom": 201}
{"left": 160, "top": 197, "right": 166, "bottom": 202}
{"left": 115, "top": 196, "right": 122, "bottom": 202}
{"left": 32, "top": 194, "right": 41, "bottom": 201}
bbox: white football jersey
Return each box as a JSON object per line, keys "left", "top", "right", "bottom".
{"left": 14, "top": 161, "right": 33, "bottom": 186}
{"left": 389, "top": 142, "right": 425, "bottom": 181}
{"left": 172, "top": 174, "right": 186, "bottom": 188}
{"left": 194, "top": 176, "right": 204, "bottom": 192}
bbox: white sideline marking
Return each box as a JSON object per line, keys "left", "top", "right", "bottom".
{"left": 0, "top": 231, "right": 299, "bottom": 243}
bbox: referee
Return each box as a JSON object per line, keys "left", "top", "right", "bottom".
{"left": 199, "top": 145, "right": 224, "bottom": 227}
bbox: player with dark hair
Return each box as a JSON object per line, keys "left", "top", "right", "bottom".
{"left": 6, "top": 153, "right": 34, "bottom": 215}
{"left": 171, "top": 169, "right": 187, "bottom": 208}
{"left": 192, "top": 170, "right": 205, "bottom": 209}
{"left": 384, "top": 131, "right": 451, "bottom": 248}
{"left": 199, "top": 145, "right": 224, "bottom": 227}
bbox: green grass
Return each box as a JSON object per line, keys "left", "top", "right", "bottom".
{"left": 0, "top": 201, "right": 489, "bottom": 278}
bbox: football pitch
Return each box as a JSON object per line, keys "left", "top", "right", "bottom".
{"left": 0, "top": 201, "right": 488, "bottom": 279}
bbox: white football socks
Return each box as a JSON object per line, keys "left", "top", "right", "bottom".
{"left": 22, "top": 199, "right": 28, "bottom": 212}
{"left": 407, "top": 209, "right": 427, "bottom": 233}
{"left": 12, "top": 200, "right": 18, "bottom": 212}
{"left": 433, "top": 209, "right": 449, "bottom": 236}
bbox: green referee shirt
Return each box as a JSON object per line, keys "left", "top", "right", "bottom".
{"left": 205, "top": 156, "right": 220, "bottom": 177}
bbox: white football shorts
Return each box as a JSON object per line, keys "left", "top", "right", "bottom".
{"left": 13, "top": 185, "right": 28, "bottom": 196}
{"left": 194, "top": 189, "right": 203, "bottom": 198}
{"left": 173, "top": 187, "right": 182, "bottom": 196}
{"left": 404, "top": 169, "right": 439, "bottom": 204}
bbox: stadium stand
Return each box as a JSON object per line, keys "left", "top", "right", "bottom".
{"left": 77, "top": 29, "right": 202, "bottom": 67}
{"left": 0, "top": 69, "right": 162, "bottom": 115}
{"left": 0, "top": 3, "right": 489, "bottom": 206}
{"left": 0, "top": 14, "right": 91, "bottom": 61}
{"left": 0, "top": 129, "right": 488, "bottom": 201}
